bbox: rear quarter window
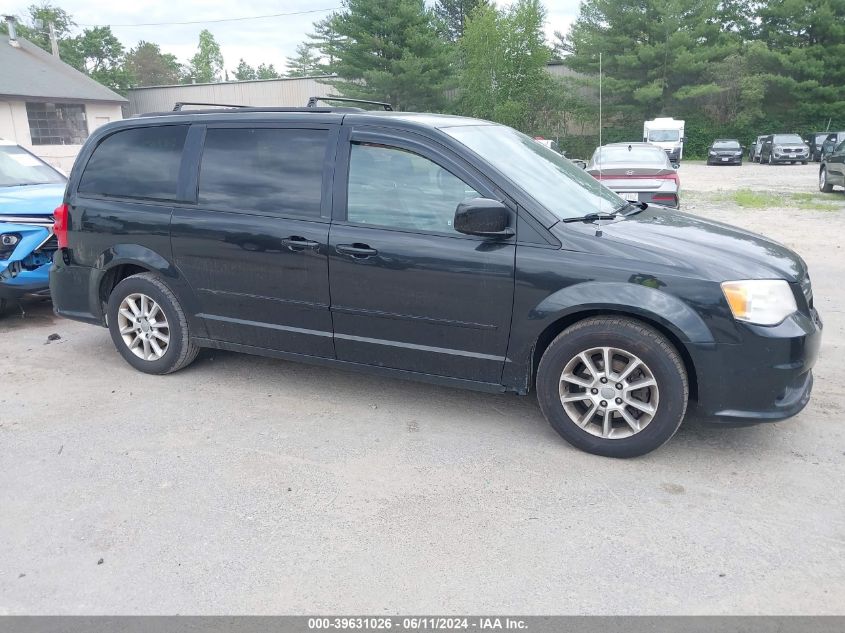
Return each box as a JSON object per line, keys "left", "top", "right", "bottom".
{"left": 78, "top": 125, "right": 188, "bottom": 201}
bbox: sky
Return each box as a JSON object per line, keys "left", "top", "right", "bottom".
{"left": 9, "top": 0, "right": 580, "bottom": 75}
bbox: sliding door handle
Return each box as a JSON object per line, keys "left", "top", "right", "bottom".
{"left": 281, "top": 236, "right": 320, "bottom": 251}
{"left": 336, "top": 243, "right": 378, "bottom": 258}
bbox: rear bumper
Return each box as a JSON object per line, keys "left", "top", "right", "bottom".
{"left": 49, "top": 253, "right": 103, "bottom": 325}
{"left": 689, "top": 308, "right": 822, "bottom": 424}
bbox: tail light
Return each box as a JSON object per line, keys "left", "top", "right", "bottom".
{"left": 53, "top": 203, "right": 69, "bottom": 248}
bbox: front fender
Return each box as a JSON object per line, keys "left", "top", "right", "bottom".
{"left": 503, "top": 281, "right": 716, "bottom": 392}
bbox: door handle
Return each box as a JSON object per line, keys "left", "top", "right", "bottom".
{"left": 281, "top": 236, "right": 320, "bottom": 251}
{"left": 336, "top": 243, "right": 378, "bottom": 258}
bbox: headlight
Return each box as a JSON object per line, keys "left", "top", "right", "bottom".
{"left": 721, "top": 280, "right": 797, "bottom": 326}
{"left": 774, "top": 145, "right": 783, "bottom": 152}
{"left": 709, "top": 151, "right": 716, "bottom": 155}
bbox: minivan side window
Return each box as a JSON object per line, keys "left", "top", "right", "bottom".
{"left": 347, "top": 143, "right": 479, "bottom": 233}
{"left": 78, "top": 125, "right": 188, "bottom": 201}
{"left": 199, "top": 128, "right": 327, "bottom": 216}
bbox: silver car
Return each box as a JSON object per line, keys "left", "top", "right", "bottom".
{"left": 587, "top": 142, "right": 680, "bottom": 208}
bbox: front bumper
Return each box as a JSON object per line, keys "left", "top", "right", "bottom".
{"left": 772, "top": 152, "right": 809, "bottom": 163}
{"left": 707, "top": 154, "right": 742, "bottom": 164}
{"left": 689, "top": 308, "right": 822, "bottom": 425}
{"left": 1, "top": 221, "right": 53, "bottom": 299}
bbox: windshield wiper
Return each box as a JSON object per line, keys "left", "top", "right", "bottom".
{"left": 561, "top": 212, "right": 619, "bottom": 223}
{"left": 617, "top": 201, "right": 647, "bottom": 216}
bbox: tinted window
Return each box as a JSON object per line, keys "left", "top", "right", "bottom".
{"left": 79, "top": 125, "right": 188, "bottom": 200}
{"left": 199, "top": 128, "right": 327, "bottom": 216}
{"left": 347, "top": 143, "right": 479, "bottom": 233}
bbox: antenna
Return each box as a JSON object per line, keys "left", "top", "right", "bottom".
{"left": 598, "top": 52, "right": 603, "bottom": 220}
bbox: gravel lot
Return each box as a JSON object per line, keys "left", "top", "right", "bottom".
{"left": 1, "top": 161, "right": 844, "bottom": 615}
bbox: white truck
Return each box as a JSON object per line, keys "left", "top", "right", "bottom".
{"left": 643, "top": 118, "right": 685, "bottom": 166}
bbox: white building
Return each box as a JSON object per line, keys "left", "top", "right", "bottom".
{"left": 0, "top": 31, "right": 126, "bottom": 172}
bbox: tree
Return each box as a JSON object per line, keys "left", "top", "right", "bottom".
{"left": 286, "top": 43, "right": 321, "bottom": 77}
{"left": 324, "top": 0, "right": 454, "bottom": 111}
{"left": 186, "top": 29, "right": 224, "bottom": 83}
{"left": 458, "top": 0, "right": 555, "bottom": 132}
{"left": 256, "top": 63, "right": 280, "bottom": 79}
{"left": 65, "top": 26, "right": 131, "bottom": 91}
{"left": 307, "top": 13, "right": 343, "bottom": 68}
{"left": 233, "top": 58, "right": 257, "bottom": 80}
{"left": 0, "top": 3, "right": 78, "bottom": 61}
{"left": 563, "top": 0, "right": 743, "bottom": 120}
{"left": 434, "top": 0, "right": 488, "bottom": 40}
{"left": 125, "top": 41, "right": 181, "bottom": 86}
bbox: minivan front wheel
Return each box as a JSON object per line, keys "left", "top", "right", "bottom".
{"left": 536, "top": 317, "right": 688, "bottom": 458}
{"left": 820, "top": 168, "right": 834, "bottom": 193}
{"left": 107, "top": 273, "right": 199, "bottom": 374}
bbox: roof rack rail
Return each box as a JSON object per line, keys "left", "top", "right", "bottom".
{"left": 307, "top": 96, "right": 393, "bottom": 111}
{"left": 173, "top": 101, "right": 248, "bottom": 111}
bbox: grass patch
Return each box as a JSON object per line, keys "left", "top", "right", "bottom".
{"left": 724, "top": 189, "right": 844, "bottom": 211}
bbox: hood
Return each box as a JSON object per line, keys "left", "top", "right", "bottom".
{"left": 0, "top": 183, "right": 66, "bottom": 217}
{"left": 554, "top": 207, "right": 806, "bottom": 282}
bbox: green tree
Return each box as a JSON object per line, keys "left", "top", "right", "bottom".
{"left": 324, "top": 0, "right": 453, "bottom": 111}
{"left": 286, "top": 43, "right": 321, "bottom": 77}
{"left": 458, "top": 0, "right": 554, "bottom": 132}
{"left": 66, "top": 26, "right": 131, "bottom": 91}
{"left": 0, "top": 3, "right": 79, "bottom": 62}
{"left": 756, "top": 0, "right": 845, "bottom": 125}
{"left": 256, "top": 63, "right": 280, "bottom": 79}
{"left": 564, "top": 0, "right": 742, "bottom": 118}
{"left": 233, "top": 58, "right": 256, "bottom": 80}
{"left": 186, "top": 29, "right": 224, "bottom": 83}
{"left": 125, "top": 41, "right": 181, "bottom": 86}
{"left": 307, "top": 13, "right": 343, "bottom": 67}
{"left": 434, "top": 0, "right": 488, "bottom": 40}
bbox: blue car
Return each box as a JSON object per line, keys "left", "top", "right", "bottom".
{"left": 0, "top": 140, "right": 66, "bottom": 311}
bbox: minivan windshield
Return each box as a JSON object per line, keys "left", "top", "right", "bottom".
{"left": 0, "top": 144, "right": 65, "bottom": 187}
{"left": 773, "top": 134, "right": 803, "bottom": 144}
{"left": 647, "top": 130, "right": 680, "bottom": 142}
{"left": 443, "top": 125, "right": 624, "bottom": 218}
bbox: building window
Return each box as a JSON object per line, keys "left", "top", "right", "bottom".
{"left": 25, "top": 102, "right": 89, "bottom": 145}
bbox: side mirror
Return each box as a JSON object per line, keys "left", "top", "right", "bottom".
{"left": 454, "top": 198, "right": 513, "bottom": 238}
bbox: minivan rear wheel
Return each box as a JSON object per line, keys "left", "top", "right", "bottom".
{"left": 820, "top": 167, "right": 834, "bottom": 193}
{"left": 107, "top": 273, "right": 199, "bottom": 374}
{"left": 536, "top": 317, "right": 688, "bottom": 458}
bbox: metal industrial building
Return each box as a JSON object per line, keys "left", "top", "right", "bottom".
{"left": 126, "top": 76, "right": 336, "bottom": 115}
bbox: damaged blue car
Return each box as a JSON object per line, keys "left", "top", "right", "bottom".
{"left": 0, "top": 140, "right": 66, "bottom": 312}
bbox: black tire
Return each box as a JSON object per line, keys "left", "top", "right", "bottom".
{"left": 768, "top": 153, "right": 774, "bottom": 165}
{"left": 536, "top": 316, "right": 688, "bottom": 458}
{"left": 802, "top": 161, "right": 808, "bottom": 165}
{"left": 820, "top": 167, "right": 834, "bottom": 193}
{"left": 106, "top": 272, "right": 199, "bottom": 375}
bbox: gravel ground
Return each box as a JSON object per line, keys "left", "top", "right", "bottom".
{"left": 1, "top": 161, "right": 844, "bottom": 615}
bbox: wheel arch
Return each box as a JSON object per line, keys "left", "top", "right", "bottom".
{"left": 529, "top": 309, "right": 699, "bottom": 403}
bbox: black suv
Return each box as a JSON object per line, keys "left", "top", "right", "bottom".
{"left": 49, "top": 103, "right": 822, "bottom": 457}
{"left": 759, "top": 134, "right": 810, "bottom": 164}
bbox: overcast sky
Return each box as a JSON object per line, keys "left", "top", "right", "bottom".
{"left": 10, "top": 0, "right": 580, "bottom": 75}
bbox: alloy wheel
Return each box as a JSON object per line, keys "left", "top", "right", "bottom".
{"left": 559, "top": 346, "right": 660, "bottom": 439}
{"left": 116, "top": 293, "right": 170, "bottom": 361}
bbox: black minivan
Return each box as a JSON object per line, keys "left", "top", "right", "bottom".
{"left": 49, "top": 104, "right": 822, "bottom": 457}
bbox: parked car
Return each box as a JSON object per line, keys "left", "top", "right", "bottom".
{"left": 819, "top": 138, "right": 845, "bottom": 193}
{"left": 586, "top": 142, "right": 680, "bottom": 208}
{"left": 804, "top": 132, "right": 832, "bottom": 162}
{"left": 820, "top": 132, "right": 845, "bottom": 161}
{"left": 534, "top": 137, "right": 587, "bottom": 169}
{"left": 50, "top": 103, "right": 822, "bottom": 458}
{"left": 749, "top": 135, "right": 767, "bottom": 162}
{"left": 706, "top": 139, "right": 744, "bottom": 166}
{"left": 759, "top": 134, "right": 810, "bottom": 164}
{"left": 0, "top": 139, "right": 65, "bottom": 312}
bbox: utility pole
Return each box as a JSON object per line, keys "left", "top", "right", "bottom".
{"left": 48, "top": 21, "right": 59, "bottom": 58}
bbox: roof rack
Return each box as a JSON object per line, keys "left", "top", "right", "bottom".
{"left": 173, "top": 101, "right": 248, "bottom": 111}
{"left": 307, "top": 96, "right": 393, "bottom": 111}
